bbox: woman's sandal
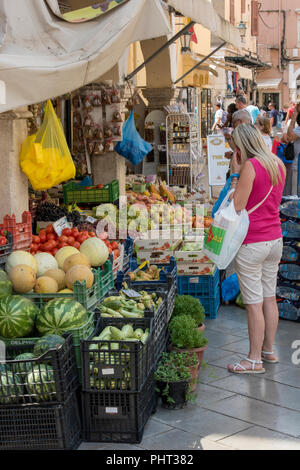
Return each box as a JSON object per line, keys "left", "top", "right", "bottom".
{"left": 261, "top": 351, "right": 279, "bottom": 364}
{"left": 228, "top": 357, "right": 265, "bottom": 374}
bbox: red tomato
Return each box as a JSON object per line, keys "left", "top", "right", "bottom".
{"left": 72, "top": 241, "right": 81, "bottom": 250}
{"left": 32, "top": 235, "right": 40, "bottom": 244}
{"left": 51, "top": 248, "right": 58, "bottom": 256}
{"left": 113, "top": 249, "right": 120, "bottom": 258}
{"left": 47, "top": 233, "right": 56, "bottom": 241}
{"left": 111, "top": 241, "right": 119, "bottom": 250}
{"left": 71, "top": 228, "right": 79, "bottom": 239}
{"left": 43, "top": 241, "right": 54, "bottom": 252}
{"left": 88, "top": 232, "right": 96, "bottom": 237}
{"left": 58, "top": 242, "right": 68, "bottom": 249}
{"left": 46, "top": 225, "right": 54, "bottom": 234}
{"left": 108, "top": 247, "right": 113, "bottom": 254}
{"left": 31, "top": 243, "right": 39, "bottom": 252}
{"left": 59, "top": 235, "right": 68, "bottom": 244}
{"left": 62, "top": 228, "right": 71, "bottom": 237}
{"left": 67, "top": 236, "right": 75, "bottom": 245}
{"left": 77, "top": 234, "right": 88, "bottom": 244}
{"left": 79, "top": 230, "right": 89, "bottom": 237}
{"left": 39, "top": 231, "right": 47, "bottom": 243}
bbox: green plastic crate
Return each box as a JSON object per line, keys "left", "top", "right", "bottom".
{"left": 98, "top": 260, "right": 114, "bottom": 302}
{"left": 132, "top": 183, "right": 146, "bottom": 193}
{"left": 21, "top": 269, "right": 100, "bottom": 310}
{"left": 63, "top": 180, "right": 119, "bottom": 204}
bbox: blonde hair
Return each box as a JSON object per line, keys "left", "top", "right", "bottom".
{"left": 256, "top": 117, "right": 271, "bottom": 136}
{"left": 232, "top": 123, "right": 283, "bottom": 185}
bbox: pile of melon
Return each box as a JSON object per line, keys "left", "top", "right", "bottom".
{"left": 5, "top": 238, "right": 109, "bottom": 295}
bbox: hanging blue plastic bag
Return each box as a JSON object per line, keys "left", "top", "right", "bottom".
{"left": 221, "top": 273, "right": 240, "bottom": 302}
{"left": 115, "top": 111, "right": 152, "bottom": 165}
{"left": 212, "top": 175, "right": 233, "bottom": 218}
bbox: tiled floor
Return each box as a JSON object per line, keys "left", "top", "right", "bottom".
{"left": 79, "top": 305, "right": 300, "bottom": 451}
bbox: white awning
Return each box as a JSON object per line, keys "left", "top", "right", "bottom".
{"left": 237, "top": 66, "right": 253, "bottom": 80}
{"left": 167, "top": 0, "right": 242, "bottom": 51}
{"left": 256, "top": 78, "right": 282, "bottom": 89}
{"left": 0, "top": 0, "right": 171, "bottom": 113}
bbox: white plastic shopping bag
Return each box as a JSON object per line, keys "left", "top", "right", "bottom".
{"left": 203, "top": 190, "right": 249, "bottom": 269}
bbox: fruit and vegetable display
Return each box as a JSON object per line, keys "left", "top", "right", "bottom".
{"left": 87, "top": 324, "right": 150, "bottom": 390}
{"left": 127, "top": 264, "right": 162, "bottom": 282}
{"left": 98, "top": 290, "right": 163, "bottom": 318}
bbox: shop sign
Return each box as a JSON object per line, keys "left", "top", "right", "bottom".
{"left": 207, "top": 135, "right": 230, "bottom": 186}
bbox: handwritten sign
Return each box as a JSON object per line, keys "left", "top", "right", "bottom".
{"left": 207, "top": 135, "right": 230, "bottom": 186}
{"left": 53, "top": 217, "right": 72, "bottom": 237}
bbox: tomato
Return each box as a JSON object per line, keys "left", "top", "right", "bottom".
{"left": 30, "top": 243, "right": 39, "bottom": 252}
{"left": 58, "top": 242, "right": 68, "bottom": 249}
{"left": 43, "top": 241, "right": 54, "bottom": 252}
{"left": 88, "top": 232, "right": 96, "bottom": 237}
{"left": 77, "top": 234, "right": 88, "bottom": 244}
{"left": 47, "top": 233, "right": 56, "bottom": 241}
{"left": 113, "top": 249, "right": 120, "bottom": 258}
{"left": 67, "top": 236, "right": 75, "bottom": 245}
{"left": 62, "top": 228, "right": 72, "bottom": 237}
{"left": 32, "top": 235, "right": 40, "bottom": 244}
{"left": 108, "top": 247, "right": 113, "bottom": 254}
{"left": 59, "top": 235, "right": 68, "bottom": 244}
{"left": 72, "top": 241, "right": 81, "bottom": 250}
{"left": 111, "top": 241, "right": 119, "bottom": 250}
{"left": 46, "top": 225, "right": 54, "bottom": 234}
{"left": 71, "top": 228, "right": 79, "bottom": 239}
{"left": 51, "top": 248, "right": 59, "bottom": 256}
{"left": 97, "top": 184, "right": 104, "bottom": 189}
{"left": 39, "top": 231, "right": 47, "bottom": 243}
{"left": 79, "top": 230, "right": 89, "bottom": 237}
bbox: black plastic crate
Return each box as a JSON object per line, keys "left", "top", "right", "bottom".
{"left": 81, "top": 371, "right": 155, "bottom": 444}
{"left": 0, "top": 334, "right": 79, "bottom": 405}
{"left": 0, "top": 391, "right": 81, "bottom": 450}
{"left": 97, "top": 287, "right": 167, "bottom": 345}
{"left": 0, "top": 231, "right": 13, "bottom": 268}
{"left": 122, "top": 237, "right": 134, "bottom": 274}
{"left": 81, "top": 318, "right": 154, "bottom": 393}
{"left": 154, "top": 325, "right": 168, "bottom": 365}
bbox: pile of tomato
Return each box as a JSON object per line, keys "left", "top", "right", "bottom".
{"left": 30, "top": 225, "right": 96, "bottom": 256}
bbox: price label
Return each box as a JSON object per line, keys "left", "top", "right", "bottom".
{"left": 121, "top": 289, "right": 142, "bottom": 299}
{"left": 53, "top": 217, "right": 71, "bottom": 237}
{"left": 86, "top": 216, "right": 97, "bottom": 224}
{"left": 105, "top": 407, "right": 118, "bottom": 415}
{"left": 101, "top": 368, "right": 115, "bottom": 376}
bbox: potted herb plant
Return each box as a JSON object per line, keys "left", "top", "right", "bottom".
{"left": 172, "top": 295, "right": 206, "bottom": 332}
{"left": 154, "top": 351, "right": 194, "bottom": 409}
{"left": 169, "top": 314, "right": 208, "bottom": 368}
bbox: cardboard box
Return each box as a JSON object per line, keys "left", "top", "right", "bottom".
{"left": 177, "top": 263, "right": 216, "bottom": 276}
{"left": 134, "top": 239, "right": 181, "bottom": 252}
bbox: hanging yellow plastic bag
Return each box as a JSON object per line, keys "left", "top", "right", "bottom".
{"left": 20, "top": 100, "right": 76, "bottom": 190}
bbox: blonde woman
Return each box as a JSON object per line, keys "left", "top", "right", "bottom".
{"left": 227, "top": 124, "right": 286, "bottom": 374}
{"left": 255, "top": 116, "right": 272, "bottom": 150}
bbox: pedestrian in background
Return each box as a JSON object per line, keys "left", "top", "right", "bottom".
{"left": 227, "top": 124, "right": 286, "bottom": 374}
{"left": 256, "top": 117, "right": 272, "bottom": 150}
{"left": 212, "top": 102, "right": 224, "bottom": 132}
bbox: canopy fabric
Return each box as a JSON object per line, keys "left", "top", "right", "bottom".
{"left": 237, "top": 66, "right": 253, "bottom": 80}
{"left": 0, "top": 0, "right": 171, "bottom": 113}
{"left": 256, "top": 78, "right": 282, "bottom": 89}
{"left": 167, "top": 0, "right": 241, "bottom": 51}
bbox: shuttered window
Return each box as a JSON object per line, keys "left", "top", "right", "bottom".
{"left": 241, "top": 0, "right": 246, "bottom": 14}
{"left": 230, "top": 0, "right": 235, "bottom": 25}
{"left": 251, "top": 0, "right": 259, "bottom": 36}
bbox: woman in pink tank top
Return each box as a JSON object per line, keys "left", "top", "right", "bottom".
{"left": 226, "top": 124, "right": 286, "bottom": 375}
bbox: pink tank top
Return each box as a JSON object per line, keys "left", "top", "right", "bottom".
{"left": 243, "top": 158, "right": 285, "bottom": 245}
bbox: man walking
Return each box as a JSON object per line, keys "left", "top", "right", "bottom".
{"left": 268, "top": 102, "right": 279, "bottom": 137}
{"left": 235, "top": 95, "right": 259, "bottom": 124}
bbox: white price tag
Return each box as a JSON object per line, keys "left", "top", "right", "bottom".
{"left": 86, "top": 216, "right": 97, "bottom": 224}
{"left": 53, "top": 217, "right": 72, "bottom": 237}
{"left": 101, "top": 368, "right": 115, "bottom": 375}
{"left": 189, "top": 277, "right": 199, "bottom": 284}
{"left": 105, "top": 407, "right": 118, "bottom": 415}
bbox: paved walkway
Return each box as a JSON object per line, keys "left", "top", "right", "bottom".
{"left": 79, "top": 305, "right": 300, "bottom": 451}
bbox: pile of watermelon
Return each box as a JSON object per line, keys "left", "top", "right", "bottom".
{"left": 0, "top": 335, "right": 64, "bottom": 404}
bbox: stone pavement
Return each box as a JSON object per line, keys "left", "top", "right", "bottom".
{"left": 79, "top": 305, "right": 300, "bottom": 451}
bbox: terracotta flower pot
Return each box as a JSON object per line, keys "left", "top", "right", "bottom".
{"left": 171, "top": 345, "right": 208, "bottom": 369}
{"left": 198, "top": 323, "right": 206, "bottom": 333}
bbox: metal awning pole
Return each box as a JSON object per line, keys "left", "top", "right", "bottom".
{"left": 174, "top": 41, "right": 226, "bottom": 84}
{"left": 125, "top": 21, "right": 195, "bottom": 81}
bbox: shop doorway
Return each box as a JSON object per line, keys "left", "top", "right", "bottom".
{"left": 262, "top": 92, "right": 280, "bottom": 110}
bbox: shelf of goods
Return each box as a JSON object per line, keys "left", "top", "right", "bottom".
{"left": 166, "top": 113, "right": 201, "bottom": 192}
{"left": 277, "top": 198, "right": 300, "bottom": 322}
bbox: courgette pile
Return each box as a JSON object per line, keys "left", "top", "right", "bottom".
{"left": 98, "top": 291, "right": 162, "bottom": 318}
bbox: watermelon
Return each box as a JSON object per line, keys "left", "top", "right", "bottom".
{"left": 0, "top": 371, "right": 22, "bottom": 404}
{"left": 25, "top": 365, "right": 55, "bottom": 402}
{"left": 0, "top": 295, "right": 39, "bottom": 338}
{"left": 36, "top": 299, "right": 89, "bottom": 336}
{"left": 0, "top": 269, "right": 12, "bottom": 299}
{"left": 12, "top": 353, "right": 36, "bottom": 376}
{"left": 33, "top": 335, "right": 65, "bottom": 358}
{"left": 0, "top": 362, "right": 10, "bottom": 373}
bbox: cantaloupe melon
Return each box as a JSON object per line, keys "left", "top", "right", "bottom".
{"left": 55, "top": 246, "right": 79, "bottom": 270}
{"left": 6, "top": 251, "right": 37, "bottom": 275}
{"left": 9, "top": 265, "right": 36, "bottom": 294}
{"left": 63, "top": 253, "right": 90, "bottom": 273}
{"left": 34, "top": 253, "right": 58, "bottom": 277}
{"left": 44, "top": 269, "right": 66, "bottom": 291}
{"left": 35, "top": 277, "right": 58, "bottom": 294}
{"left": 80, "top": 238, "right": 108, "bottom": 267}
{"left": 65, "top": 265, "right": 94, "bottom": 290}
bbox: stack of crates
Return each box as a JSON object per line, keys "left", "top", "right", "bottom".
{"left": 277, "top": 199, "right": 300, "bottom": 322}
{"left": 0, "top": 335, "right": 81, "bottom": 450}
{"left": 0, "top": 212, "right": 32, "bottom": 251}
{"left": 80, "top": 317, "right": 156, "bottom": 444}
{"left": 177, "top": 268, "right": 220, "bottom": 319}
